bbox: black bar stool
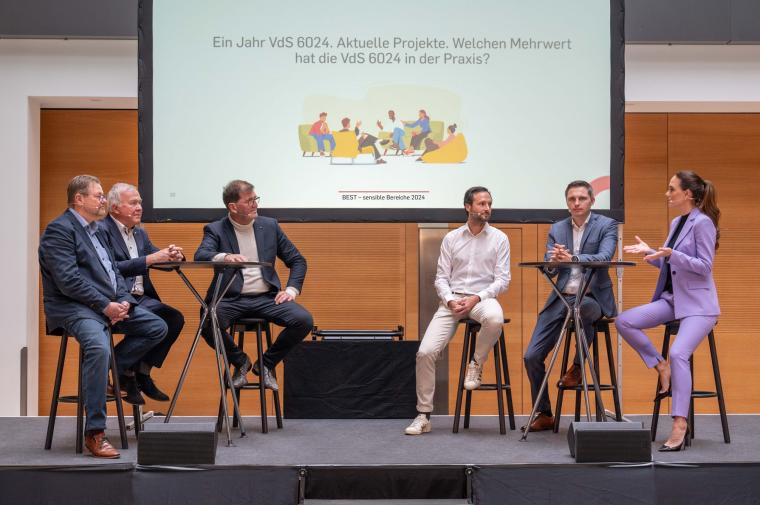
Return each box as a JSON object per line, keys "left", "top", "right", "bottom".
{"left": 44, "top": 329, "right": 137, "bottom": 453}
{"left": 651, "top": 320, "right": 730, "bottom": 445}
{"left": 216, "top": 317, "right": 283, "bottom": 434}
{"left": 553, "top": 317, "right": 623, "bottom": 432}
{"left": 453, "top": 318, "right": 515, "bottom": 434}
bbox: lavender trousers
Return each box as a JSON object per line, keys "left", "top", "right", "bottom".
{"left": 615, "top": 292, "right": 717, "bottom": 418}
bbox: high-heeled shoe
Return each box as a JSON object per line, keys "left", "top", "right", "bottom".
{"left": 658, "top": 426, "right": 689, "bottom": 452}
{"left": 654, "top": 389, "right": 671, "bottom": 402}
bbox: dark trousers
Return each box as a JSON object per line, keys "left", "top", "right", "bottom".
{"left": 358, "top": 134, "right": 381, "bottom": 159}
{"left": 134, "top": 295, "right": 184, "bottom": 369}
{"left": 64, "top": 306, "right": 167, "bottom": 431}
{"left": 410, "top": 131, "right": 430, "bottom": 149}
{"left": 201, "top": 293, "right": 313, "bottom": 370}
{"left": 523, "top": 294, "right": 601, "bottom": 416}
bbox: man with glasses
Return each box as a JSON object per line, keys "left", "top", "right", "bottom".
{"left": 194, "top": 179, "right": 312, "bottom": 391}
{"left": 39, "top": 175, "right": 167, "bottom": 457}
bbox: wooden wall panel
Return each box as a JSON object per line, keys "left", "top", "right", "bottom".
{"left": 668, "top": 114, "right": 760, "bottom": 413}
{"left": 618, "top": 114, "right": 671, "bottom": 414}
{"left": 39, "top": 110, "right": 760, "bottom": 419}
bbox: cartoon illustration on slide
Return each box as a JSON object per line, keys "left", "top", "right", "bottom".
{"left": 306, "top": 112, "right": 336, "bottom": 156}
{"left": 403, "top": 110, "right": 431, "bottom": 155}
{"left": 416, "top": 124, "right": 467, "bottom": 163}
{"left": 330, "top": 118, "right": 386, "bottom": 165}
{"left": 377, "top": 110, "right": 406, "bottom": 152}
{"left": 298, "top": 89, "right": 468, "bottom": 164}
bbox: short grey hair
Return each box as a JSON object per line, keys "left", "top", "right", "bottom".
{"left": 107, "top": 182, "right": 138, "bottom": 210}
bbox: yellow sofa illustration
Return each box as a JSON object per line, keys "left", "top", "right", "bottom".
{"left": 420, "top": 134, "right": 468, "bottom": 164}
{"left": 330, "top": 130, "right": 376, "bottom": 164}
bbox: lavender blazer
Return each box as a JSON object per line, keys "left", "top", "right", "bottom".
{"left": 648, "top": 208, "right": 720, "bottom": 319}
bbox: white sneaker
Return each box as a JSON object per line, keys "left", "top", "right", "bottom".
{"left": 404, "top": 414, "right": 432, "bottom": 435}
{"left": 463, "top": 360, "right": 482, "bottom": 390}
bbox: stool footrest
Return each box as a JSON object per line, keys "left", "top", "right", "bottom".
{"left": 476, "top": 384, "right": 512, "bottom": 391}
{"left": 558, "top": 384, "right": 616, "bottom": 391}
{"left": 692, "top": 390, "right": 718, "bottom": 398}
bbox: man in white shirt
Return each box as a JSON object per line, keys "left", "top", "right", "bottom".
{"left": 102, "top": 183, "right": 185, "bottom": 404}
{"left": 405, "top": 186, "right": 511, "bottom": 435}
{"left": 194, "top": 180, "right": 312, "bottom": 391}
{"left": 377, "top": 110, "right": 407, "bottom": 152}
{"left": 522, "top": 180, "right": 618, "bottom": 432}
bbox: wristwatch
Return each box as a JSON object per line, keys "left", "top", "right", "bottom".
{"left": 571, "top": 255, "right": 580, "bottom": 262}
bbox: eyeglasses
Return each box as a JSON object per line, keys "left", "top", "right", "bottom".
{"left": 238, "top": 196, "right": 261, "bottom": 205}
{"left": 84, "top": 193, "right": 107, "bottom": 202}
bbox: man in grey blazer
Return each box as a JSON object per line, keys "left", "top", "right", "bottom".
{"left": 523, "top": 180, "right": 618, "bottom": 432}
{"left": 194, "top": 179, "right": 312, "bottom": 391}
{"left": 39, "top": 175, "right": 167, "bottom": 457}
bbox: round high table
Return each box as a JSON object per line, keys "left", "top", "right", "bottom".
{"left": 150, "top": 260, "right": 270, "bottom": 446}
{"left": 518, "top": 261, "right": 635, "bottom": 441}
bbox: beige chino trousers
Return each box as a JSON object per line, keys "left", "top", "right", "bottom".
{"left": 415, "top": 297, "right": 504, "bottom": 413}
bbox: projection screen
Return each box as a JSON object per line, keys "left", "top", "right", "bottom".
{"left": 139, "top": 0, "right": 624, "bottom": 223}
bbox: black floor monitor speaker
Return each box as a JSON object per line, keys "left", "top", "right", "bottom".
{"left": 138, "top": 422, "right": 217, "bottom": 465}
{"left": 568, "top": 421, "right": 651, "bottom": 463}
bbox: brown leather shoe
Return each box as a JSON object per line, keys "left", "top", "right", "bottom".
{"left": 558, "top": 364, "right": 582, "bottom": 388}
{"left": 520, "top": 413, "right": 555, "bottom": 432}
{"left": 84, "top": 431, "right": 120, "bottom": 458}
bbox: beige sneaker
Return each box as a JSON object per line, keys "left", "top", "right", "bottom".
{"left": 463, "top": 360, "right": 483, "bottom": 390}
{"left": 404, "top": 414, "right": 432, "bottom": 435}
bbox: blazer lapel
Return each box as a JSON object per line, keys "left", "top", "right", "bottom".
{"left": 134, "top": 227, "right": 146, "bottom": 254}
{"left": 579, "top": 214, "right": 597, "bottom": 251}
{"left": 222, "top": 218, "right": 241, "bottom": 254}
{"left": 672, "top": 209, "right": 698, "bottom": 250}
{"left": 66, "top": 212, "right": 113, "bottom": 287}
{"left": 106, "top": 217, "right": 131, "bottom": 259}
{"left": 562, "top": 218, "right": 573, "bottom": 250}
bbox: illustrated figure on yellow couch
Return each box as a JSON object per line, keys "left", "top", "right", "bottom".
{"left": 419, "top": 124, "right": 468, "bottom": 164}
{"left": 308, "top": 112, "right": 336, "bottom": 156}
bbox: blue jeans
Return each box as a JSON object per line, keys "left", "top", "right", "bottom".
{"left": 391, "top": 127, "right": 406, "bottom": 149}
{"left": 310, "top": 133, "right": 336, "bottom": 152}
{"left": 64, "top": 306, "right": 167, "bottom": 431}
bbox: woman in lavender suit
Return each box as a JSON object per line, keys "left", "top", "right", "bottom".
{"left": 616, "top": 171, "right": 720, "bottom": 452}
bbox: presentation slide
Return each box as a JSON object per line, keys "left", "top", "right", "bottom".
{"left": 140, "top": 0, "right": 624, "bottom": 222}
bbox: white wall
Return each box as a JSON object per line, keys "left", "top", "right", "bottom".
{"left": 0, "top": 39, "right": 137, "bottom": 416}
{"left": 0, "top": 40, "right": 758, "bottom": 416}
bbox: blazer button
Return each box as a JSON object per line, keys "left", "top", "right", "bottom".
{"left": 672, "top": 271, "right": 677, "bottom": 274}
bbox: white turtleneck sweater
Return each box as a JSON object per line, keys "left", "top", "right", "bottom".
{"left": 214, "top": 217, "right": 298, "bottom": 298}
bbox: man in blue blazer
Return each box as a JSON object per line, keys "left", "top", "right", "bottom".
{"left": 101, "top": 183, "right": 185, "bottom": 403}
{"left": 194, "top": 179, "right": 312, "bottom": 391}
{"left": 39, "top": 175, "right": 167, "bottom": 458}
{"left": 523, "top": 180, "right": 618, "bottom": 432}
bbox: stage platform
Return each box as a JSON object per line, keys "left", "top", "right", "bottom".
{"left": 1, "top": 415, "right": 759, "bottom": 504}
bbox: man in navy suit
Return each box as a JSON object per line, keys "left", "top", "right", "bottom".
{"left": 101, "top": 183, "right": 185, "bottom": 403}
{"left": 39, "top": 175, "right": 167, "bottom": 458}
{"left": 194, "top": 179, "right": 313, "bottom": 391}
{"left": 523, "top": 180, "right": 618, "bottom": 432}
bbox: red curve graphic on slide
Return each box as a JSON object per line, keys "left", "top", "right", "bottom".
{"left": 590, "top": 176, "right": 610, "bottom": 196}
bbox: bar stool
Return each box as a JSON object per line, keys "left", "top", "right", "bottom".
{"left": 553, "top": 317, "right": 623, "bottom": 432}
{"left": 44, "top": 329, "right": 138, "bottom": 453}
{"left": 216, "top": 317, "right": 283, "bottom": 434}
{"left": 452, "top": 318, "right": 515, "bottom": 434}
{"left": 651, "top": 320, "right": 730, "bottom": 445}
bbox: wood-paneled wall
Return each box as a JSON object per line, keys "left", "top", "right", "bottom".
{"left": 38, "top": 110, "right": 760, "bottom": 417}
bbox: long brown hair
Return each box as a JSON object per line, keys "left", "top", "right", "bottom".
{"left": 675, "top": 170, "right": 720, "bottom": 249}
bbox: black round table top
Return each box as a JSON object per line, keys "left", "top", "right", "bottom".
{"left": 519, "top": 261, "right": 636, "bottom": 269}
{"left": 150, "top": 260, "right": 272, "bottom": 271}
